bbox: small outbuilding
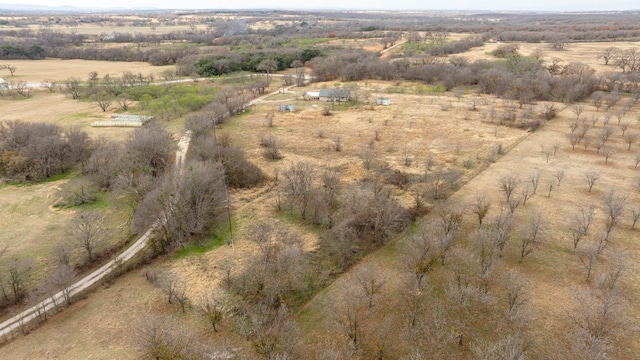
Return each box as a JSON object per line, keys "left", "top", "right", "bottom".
{"left": 304, "top": 91, "right": 320, "bottom": 100}
{"left": 377, "top": 97, "right": 391, "bottom": 106}
{"left": 280, "top": 104, "right": 295, "bottom": 112}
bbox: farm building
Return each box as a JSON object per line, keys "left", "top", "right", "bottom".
{"left": 280, "top": 104, "right": 295, "bottom": 112}
{"left": 91, "top": 114, "right": 154, "bottom": 128}
{"left": 319, "top": 89, "right": 350, "bottom": 102}
{"left": 304, "top": 91, "right": 320, "bottom": 100}
{"left": 377, "top": 97, "right": 391, "bottom": 106}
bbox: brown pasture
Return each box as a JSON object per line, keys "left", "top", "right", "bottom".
{"left": 0, "top": 58, "right": 174, "bottom": 83}
{"left": 3, "top": 39, "right": 640, "bottom": 358}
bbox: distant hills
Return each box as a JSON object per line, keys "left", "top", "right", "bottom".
{"left": 0, "top": 3, "right": 161, "bottom": 13}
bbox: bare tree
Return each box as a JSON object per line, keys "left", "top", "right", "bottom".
{"left": 567, "top": 287, "right": 621, "bottom": 354}
{"left": 518, "top": 211, "right": 544, "bottom": 263}
{"left": 402, "top": 145, "right": 412, "bottom": 166}
{"left": 602, "top": 189, "right": 628, "bottom": 235}
{"left": 598, "top": 47, "right": 618, "bottom": 65}
{"left": 501, "top": 269, "right": 531, "bottom": 322}
{"left": 6, "top": 258, "right": 33, "bottom": 303}
{"left": 595, "top": 251, "right": 626, "bottom": 294}
{"left": 499, "top": 173, "right": 520, "bottom": 203}
{"left": 622, "top": 132, "right": 638, "bottom": 151}
{"left": 472, "top": 332, "right": 531, "bottom": 360}
{"left": 66, "top": 210, "right": 108, "bottom": 263}
{"left": 470, "top": 227, "right": 497, "bottom": 294}
{"left": 571, "top": 104, "right": 585, "bottom": 120}
{"left": 218, "top": 257, "right": 236, "bottom": 288}
{"left": 471, "top": 192, "right": 492, "bottom": 227}
{"left": 584, "top": 171, "right": 600, "bottom": 192}
{"left": 51, "top": 242, "right": 72, "bottom": 267}
{"left": 280, "top": 161, "right": 315, "bottom": 220}
{"left": 555, "top": 168, "right": 565, "bottom": 186}
{"left": 405, "top": 224, "right": 442, "bottom": 288}
{"left": 577, "top": 241, "right": 600, "bottom": 282}
{"left": 569, "top": 133, "right": 580, "bottom": 150}
{"left": 92, "top": 91, "right": 113, "bottom": 112}
{"left": 507, "top": 195, "right": 522, "bottom": 215}
{"left": 491, "top": 211, "right": 513, "bottom": 258}
{"left": 601, "top": 146, "right": 614, "bottom": 164}
{"left": 358, "top": 145, "right": 376, "bottom": 170}
{"left": 137, "top": 315, "right": 202, "bottom": 359}
{"left": 569, "top": 205, "right": 596, "bottom": 252}
{"left": 116, "top": 95, "right": 133, "bottom": 110}
{"left": 1, "top": 64, "right": 17, "bottom": 76}
{"left": 125, "top": 126, "right": 175, "bottom": 178}
{"left": 134, "top": 161, "right": 227, "bottom": 252}
{"left": 261, "top": 135, "right": 282, "bottom": 160}
{"left": 199, "top": 291, "right": 227, "bottom": 332}
{"left": 47, "top": 264, "right": 77, "bottom": 305}
{"left": 528, "top": 171, "right": 541, "bottom": 195}
{"left": 520, "top": 182, "right": 534, "bottom": 206}
{"left": 631, "top": 206, "right": 640, "bottom": 230}
{"left": 590, "top": 91, "right": 605, "bottom": 110}
{"left": 620, "top": 122, "right": 630, "bottom": 136}
{"left": 256, "top": 59, "right": 278, "bottom": 81}
{"left": 326, "top": 284, "right": 367, "bottom": 350}
{"left": 63, "top": 77, "right": 83, "bottom": 99}
{"left": 354, "top": 264, "right": 386, "bottom": 309}
{"left": 635, "top": 151, "right": 640, "bottom": 169}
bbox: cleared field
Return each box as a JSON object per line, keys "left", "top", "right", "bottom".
{"left": 297, "top": 98, "right": 640, "bottom": 358}
{"left": 460, "top": 41, "right": 640, "bottom": 74}
{"left": 0, "top": 80, "right": 533, "bottom": 357}
{"left": 0, "top": 59, "right": 173, "bottom": 83}
{"left": 0, "top": 181, "right": 70, "bottom": 263}
{"left": 0, "top": 91, "right": 137, "bottom": 139}
{"left": 3, "top": 36, "right": 640, "bottom": 358}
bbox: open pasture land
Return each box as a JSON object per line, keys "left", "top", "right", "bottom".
{"left": 0, "top": 270, "right": 256, "bottom": 360}
{"left": 297, "top": 97, "right": 640, "bottom": 358}
{"left": 460, "top": 40, "right": 640, "bottom": 74}
{"left": 3, "top": 9, "right": 640, "bottom": 356}
{"left": 0, "top": 80, "right": 534, "bottom": 357}
{"left": 0, "top": 181, "right": 70, "bottom": 265}
{"left": 0, "top": 91, "right": 137, "bottom": 139}
{"left": 0, "top": 59, "right": 173, "bottom": 83}
{"left": 228, "top": 80, "right": 526, "bottom": 179}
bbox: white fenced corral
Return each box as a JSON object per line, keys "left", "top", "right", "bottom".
{"left": 91, "top": 114, "right": 154, "bottom": 128}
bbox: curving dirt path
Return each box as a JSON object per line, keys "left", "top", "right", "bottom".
{"left": 0, "top": 130, "right": 191, "bottom": 340}
{"left": 0, "top": 83, "right": 293, "bottom": 341}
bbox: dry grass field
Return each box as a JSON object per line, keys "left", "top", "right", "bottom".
{"left": 460, "top": 41, "right": 640, "bottom": 74}
{"left": 0, "top": 91, "right": 139, "bottom": 138}
{"left": 297, "top": 100, "right": 640, "bottom": 357}
{"left": 0, "top": 270, "right": 256, "bottom": 359}
{"left": 0, "top": 59, "right": 174, "bottom": 83}
{"left": 2, "top": 36, "right": 640, "bottom": 358}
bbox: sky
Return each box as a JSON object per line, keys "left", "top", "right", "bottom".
{"left": 0, "top": 0, "right": 637, "bottom": 12}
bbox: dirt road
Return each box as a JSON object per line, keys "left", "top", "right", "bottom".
{"left": 0, "top": 131, "right": 191, "bottom": 340}
{"left": 0, "top": 83, "right": 292, "bottom": 341}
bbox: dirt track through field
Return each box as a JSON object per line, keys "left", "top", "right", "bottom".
{"left": 0, "top": 83, "right": 293, "bottom": 342}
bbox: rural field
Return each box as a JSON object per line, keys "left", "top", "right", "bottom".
{"left": 2, "top": 8, "right": 640, "bottom": 360}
